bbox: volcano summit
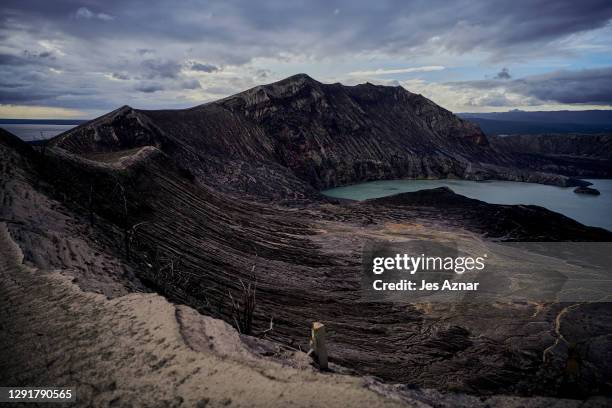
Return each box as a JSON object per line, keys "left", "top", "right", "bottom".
{"left": 49, "top": 74, "right": 589, "bottom": 201}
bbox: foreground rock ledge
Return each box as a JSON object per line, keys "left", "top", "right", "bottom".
{"left": 574, "top": 186, "right": 601, "bottom": 195}
{"left": 0, "top": 223, "right": 403, "bottom": 408}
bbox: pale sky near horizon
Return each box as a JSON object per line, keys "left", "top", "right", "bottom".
{"left": 1, "top": 0, "right": 612, "bottom": 119}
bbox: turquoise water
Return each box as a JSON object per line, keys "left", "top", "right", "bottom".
{"left": 322, "top": 179, "right": 612, "bottom": 231}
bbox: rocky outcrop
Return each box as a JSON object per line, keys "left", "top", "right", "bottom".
{"left": 48, "top": 74, "right": 586, "bottom": 200}
{"left": 574, "top": 186, "right": 601, "bottom": 195}
{"left": 367, "top": 187, "right": 611, "bottom": 240}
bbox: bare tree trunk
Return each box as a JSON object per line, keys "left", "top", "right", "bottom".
{"left": 228, "top": 267, "right": 257, "bottom": 335}
{"left": 310, "top": 322, "right": 328, "bottom": 370}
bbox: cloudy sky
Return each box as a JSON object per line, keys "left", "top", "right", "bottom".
{"left": 1, "top": 0, "right": 612, "bottom": 118}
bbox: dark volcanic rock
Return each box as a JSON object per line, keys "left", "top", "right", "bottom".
{"left": 3, "top": 128, "right": 612, "bottom": 399}
{"left": 0, "top": 127, "right": 38, "bottom": 159}
{"left": 489, "top": 133, "right": 612, "bottom": 159}
{"left": 366, "top": 187, "right": 612, "bottom": 241}
{"left": 215, "top": 74, "right": 491, "bottom": 189}
{"left": 48, "top": 74, "right": 583, "bottom": 199}
{"left": 489, "top": 133, "right": 612, "bottom": 178}
{"left": 574, "top": 186, "right": 601, "bottom": 195}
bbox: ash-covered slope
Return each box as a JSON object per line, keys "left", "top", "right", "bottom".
{"left": 49, "top": 74, "right": 583, "bottom": 199}
{"left": 4, "top": 128, "right": 612, "bottom": 399}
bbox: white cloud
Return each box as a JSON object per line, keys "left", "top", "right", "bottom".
{"left": 75, "top": 7, "right": 94, "bottom": 19}
{"left": 348, "top": 66, "right": 445, "bottom": 76}
{"left": 397, "top": 78, "right": 612, "bottom": 113}
{"left": 75, "top": 7, "right": 114, "bottom": 21}
{"left": 38, "top": 40, "right": 65, "bottom": 57}
{"left": 0, "top": 104, "right": 87, "bottom": 119}
{"left": 97, "top": 13, "right": 114, "bottom": 21}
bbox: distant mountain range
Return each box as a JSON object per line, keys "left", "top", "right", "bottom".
{"left": 459, "top": 110, "right": 612, "bottom": 135}
{"left": 0, "top": 119, "right": 86, "bottom": 125}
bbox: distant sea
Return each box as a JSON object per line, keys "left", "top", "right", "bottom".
{"left": 0, "top": 120, "right": 84, "bottom": 142}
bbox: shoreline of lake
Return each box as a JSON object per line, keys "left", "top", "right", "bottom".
{"left": 322, "top": 178, "right": 612, "bottom": 231}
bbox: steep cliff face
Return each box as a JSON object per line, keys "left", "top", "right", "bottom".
{"left": 489, "top": 134, "right": 612, "bottom": 178}
{"left": 51, "top": 105, "right": 166, "bottom": 153}
{"left": 217, "top": 74, "right": 493, "bottom": 190}
{"left": 489, "top": 133, "right": 612, "bottom": 159}
{"left": 49, "top": 74, "right": 583, "bottom": 199}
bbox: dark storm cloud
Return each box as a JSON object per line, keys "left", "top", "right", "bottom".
{"left": 22, "top": 50, "right": 53, "bottom": 59}
{"left": 1, "top": 0, "right": 612, "bottom": 111}
{"left": 141, "top": 59, "right": 182, "bottom": 79}
{"left": 3, "top": 1, "right": 612, "bottom": 59}
{"left": 0, "top": 89, "right": 56, "bottom": 103}
{"left": 0, "top": 51, "right": 54, "bottom": 66}
{"left": 111, "top": 72, "right": 130, "bottom": 80}
{"left": 190, "top": 63, "right": 219, "bottom": 73}
{"left": 0, "top": 80, "right": 92, "bottom": 103}
{"left": 449, "top": 67, "right": 612, "bottom": 105}
{"left": 494, "top": 68, "right": 511, "bottom": 80}
{"left": 134, "top": 83, "right": 164, "bottom": 93}
{"left": 180, "top": 79, "right": 201, "bottom": 90}
{"left": 0, "top": 53, "right": 24, "bottom": 66}
{"left": 519, "top": 68, "right": 612, "bottom": 104}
